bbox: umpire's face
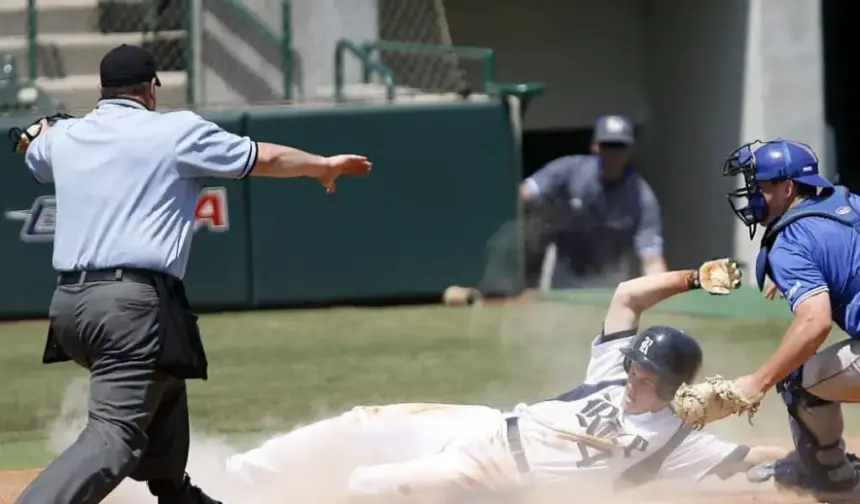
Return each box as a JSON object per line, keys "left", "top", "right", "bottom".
{"left": 623, "top": 363, "right": 665, "bottom": 414}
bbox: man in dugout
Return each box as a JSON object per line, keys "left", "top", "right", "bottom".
{"left": 520, "top": 114, "right": 667, "bottom": 290}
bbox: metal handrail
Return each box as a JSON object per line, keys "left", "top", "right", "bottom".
{"left": 360, "top": 40, "right": 546, "bottom": 115}
{"left": 362, "top": 40, "right": 497, "bottom": 91}
{"left": 334, "top": 39, "right": 395, "bottom": 102}
{"left": 207, "top": 0, "right": 293, "bottom": 101}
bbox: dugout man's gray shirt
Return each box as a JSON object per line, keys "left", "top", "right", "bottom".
{"left": 24, "top": 98, "right": 258, "bottom": 279}
{"left": 524, "top": 154, "right": 663, "bottom": 282}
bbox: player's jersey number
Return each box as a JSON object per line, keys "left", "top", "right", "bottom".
{"left": 574, "top": 395, "right": 648, "bottom": 468}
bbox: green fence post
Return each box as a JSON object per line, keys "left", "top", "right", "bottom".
{"left": 281, "top": 0, "right": 292, "bottom": 100}
{"left": 483, "top": 50, "right": 496, "bottom": 89}
{"left": 182, "top": 0, "right": 195, "bottom": 106}
{"left": 27, "top": 0, "right": 37, "bottom": 83}
{"left": 334, "top": 39, "right": 395, "bottom": 102}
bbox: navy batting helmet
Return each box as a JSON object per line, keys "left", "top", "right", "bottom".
{"left": 620, "top": 326, "right": 703, "bottom": 401}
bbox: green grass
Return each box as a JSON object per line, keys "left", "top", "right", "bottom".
{"left": 0, "top": 300, "right": 855, "bottom": 470}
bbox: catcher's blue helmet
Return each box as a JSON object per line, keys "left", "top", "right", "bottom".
{"left": 621, "top": 326, "right": 702, "bottom": 401}
{"left": 722, "top": 139, "right": 832, "bottom": 239}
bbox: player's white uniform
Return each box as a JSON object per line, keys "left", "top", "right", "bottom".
{"left": 224, "top": 331, "right": 746, "bottom": 501}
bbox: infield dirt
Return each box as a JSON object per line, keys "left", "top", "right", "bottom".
{"left": 1, "top": 441, "right": 849, "bottom": 504}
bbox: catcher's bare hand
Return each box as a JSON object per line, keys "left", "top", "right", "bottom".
{"left": 319, "top": 155, "right": 372, "bottom": 194}
{"left": 764, "top": 281, "right": 784, "bottom": 300}
{"left": 689, "top": 258, "right": 743, "bottom": 295}
{"left": 731, "top": 374, "right": 767, "bottom": 406}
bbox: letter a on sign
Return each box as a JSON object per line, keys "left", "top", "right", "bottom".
{"left": 194, "top": 187, "right": 229, "bottom": 232}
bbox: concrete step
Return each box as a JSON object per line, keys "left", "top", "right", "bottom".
{"left": 36, "top": 71, "right": 188, "bottom": 113}
{"left": 0, "top": 31, "right": 186, "bottom": 80}
{"left": 0, "top": 0, "right": 99, "bottom": 38}
{"left": 0, "top": 0, "right": 185, "bottom": 38}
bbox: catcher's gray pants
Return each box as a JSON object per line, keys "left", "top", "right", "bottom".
{"left": 779, "top": 339, "right": 860, "bottom": 494}
{"left": 15, "top": 280, "right": 205, "bottom": 504}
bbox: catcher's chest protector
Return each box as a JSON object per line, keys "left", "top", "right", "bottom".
{"left": 756, "top": 186, "right": 860, "bottom": 292}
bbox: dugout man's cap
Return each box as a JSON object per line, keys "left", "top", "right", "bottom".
{"left": 99, "top": 44, "right": 162, "bottom": 88}
{"left": 593, "top": 115, "right": 635, "bottom": 146}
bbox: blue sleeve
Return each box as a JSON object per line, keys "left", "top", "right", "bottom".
{"left": 768, "top": 235, "right": 828, "bottom": 312}
{"left": 524, "top": 157, "right": 576, "bottom": 198}
{"left": 24, "top": 131, "right": 54, "bottom": 184}
{"left": 634, "top": 178, "right": 663, "bottom": 257}
{"left": 172, "top": 112, "right": 258, "bottom": 179}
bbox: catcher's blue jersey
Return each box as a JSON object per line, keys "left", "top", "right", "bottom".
{"left": 757, "top": 186, "right": 860, "bottom": 338}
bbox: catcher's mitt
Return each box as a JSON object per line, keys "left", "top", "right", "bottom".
{"left": 688, "top": 258, "right": 743, "bottom": 295}
{"left": 8, "top": 112, "right": 75, "bottom": 153}
{"left": 672, "top": 375, "right": 764, "bottom": 430}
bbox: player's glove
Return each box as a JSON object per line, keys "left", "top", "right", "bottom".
{"left": 8, "top": 112, "right": 75, "bottom": 153}
{"left": 672, "top": 375, "right": 764, "bottom": 430}
{"left": 687, "top": 258, "right": 743, "bottom": 295}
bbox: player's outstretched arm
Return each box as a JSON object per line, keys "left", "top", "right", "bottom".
{"left": 658, "top": 427, "right": 789, "bottom": 484}
{"left": 672, "top": 443, "right": 789, "bottom": 483}
{"left": 710, "top": 445, "right": 790, "bottom": 479}
{"left": 603, "top": 259, "right": 742, "bottom": 334}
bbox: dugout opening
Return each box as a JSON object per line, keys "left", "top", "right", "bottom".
{"left": 821, "top": 0, "right": 860, "bottom": 194}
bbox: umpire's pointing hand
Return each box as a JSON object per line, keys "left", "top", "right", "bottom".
{"left": 319, "top": 155, "right": 372, "bottom": 194}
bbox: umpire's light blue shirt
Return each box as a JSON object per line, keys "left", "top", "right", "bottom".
{"left": 24, "top": 98, "right": 258, "bottom": 279}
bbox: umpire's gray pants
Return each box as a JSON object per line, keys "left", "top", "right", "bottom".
{"left": 16, "top": 280, "right": 191, "bottom": 504}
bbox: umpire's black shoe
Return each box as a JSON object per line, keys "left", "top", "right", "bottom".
{"left": 148, "top": 474, "right": 224, "bottom": 504}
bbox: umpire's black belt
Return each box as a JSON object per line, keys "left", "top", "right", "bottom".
{"left": 57, "top": 267, "right": 170, "bottom": 287}
{"left": 505, "top": 416, "right": 531, "bottom": 474}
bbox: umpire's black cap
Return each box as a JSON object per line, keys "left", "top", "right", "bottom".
{"left": 99, "top": 44, "right": 162, "bottom": 87}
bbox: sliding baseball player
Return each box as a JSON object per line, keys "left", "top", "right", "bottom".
{"left": 220, "top": 259, "right": 787, "bottom": 503}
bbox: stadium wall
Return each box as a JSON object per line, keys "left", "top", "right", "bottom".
{"left": 0, "top": 100, "right": 522, "bottom": 319}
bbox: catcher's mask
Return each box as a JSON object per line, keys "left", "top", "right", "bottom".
{"left": 621, "top": 326, "right": 702, "bottom": 401}
{"left": 722, "top": 139, "right": 832, "bottom": 239}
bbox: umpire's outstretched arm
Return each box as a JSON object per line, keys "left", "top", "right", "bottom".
{"left": 251, "top": 142, "right": 371, "bottom": 193}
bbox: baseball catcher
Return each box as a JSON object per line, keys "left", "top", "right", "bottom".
{"left": 8, "top": 112, "right": 75, "bottom": 153}
{"left": 719, "top": 139, "right": 860, "bottom": 503}
{"left": 211, "top": 259, "right": 786, "bottom": 504}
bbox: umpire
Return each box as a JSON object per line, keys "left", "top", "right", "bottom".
{"left": 14, "top": 44, "right": 370, "bottom": 504}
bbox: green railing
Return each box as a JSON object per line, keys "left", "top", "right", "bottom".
{"left": 214, "top": 0, "right": 293, "bottom": 101}
{"left": 334, "top": 39, "right": 395, "bottom": 102}
{"left": 23, "top": 0, "right": 294, "bottom": 106}
{"left": 363, "top": 41, "right": 499, "bottom": 93}
{"left": 334, "top": 39, "right": 545, "bottom": 114}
